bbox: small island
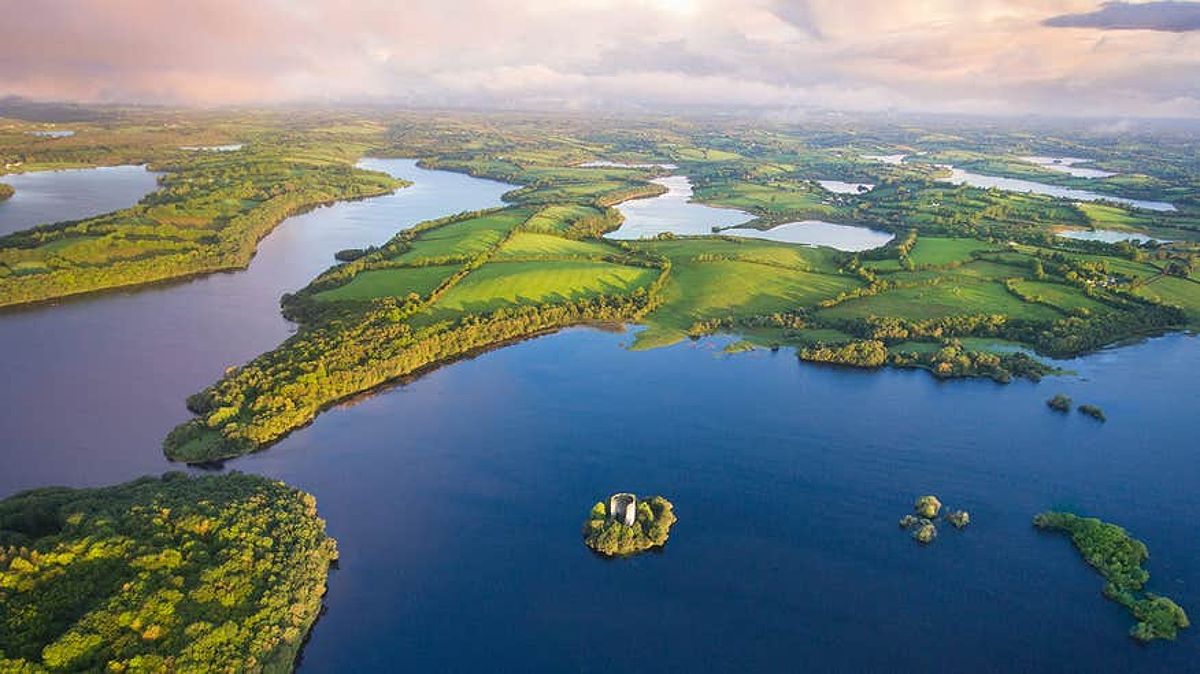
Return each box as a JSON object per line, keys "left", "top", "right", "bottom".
{"left": 1079, "top": 404, "right": 1107, "bottom": 422}
{"left": 1034, "top": 511, "right": 1189, "bottom": 642}
{"left": 1047, "top": 394, "right": 1072, "bottom": 413}
{"left": 0, "top": 183, "right": 12, "bottom": 202}
{"left": 899, "top": 495, "right": 969, "bottom": 544}
{"left": 584, "top": 493, "right": 677, "bottom": 556}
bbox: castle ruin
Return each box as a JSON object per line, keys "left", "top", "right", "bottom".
{"left": 609, "top": 493, "right": 637, "bottom": 526}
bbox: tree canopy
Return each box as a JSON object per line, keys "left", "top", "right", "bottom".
{"left": 0, "top": 473, "right": 338, "bottom": 673}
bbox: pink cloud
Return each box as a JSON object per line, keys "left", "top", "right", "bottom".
{"left": 0, "top": 0, "right": 1196, "bottom": 117}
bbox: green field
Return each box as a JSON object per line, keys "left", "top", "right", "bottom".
{"left": 821, "top": 279, "right": 1063, "bottom": 322}
{"left": 315, "top": 265, "right": 457, "bottom": 302}
{"left": 495, "top": 231, "right": 617, "bottom": 259}
{"left": 907, "top": 237, "right": 997, "bottom": 266}
{"left": 1009, "top": 279, "right": 1113, "bottom": 314}
{"left": 397, "top": 209, "right": 532, "bottom": 263}
{"left": 629, "top": 239, "right": 860, "bottom": 347}
{"left": 523, "top": 204, "right": 608, "bottom": 234}
{"left": 635, "top": 237, "right": 844, "bottom": 272}
{"left": 426, "top": 259, "right": 657, "bottom": 318}
{"left": 1136, "top": 276, "right": 1200, "bottom": 324}
{"left": 694, "top": 179, "right": 843, "bottom": 221}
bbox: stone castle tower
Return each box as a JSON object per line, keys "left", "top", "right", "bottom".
{"left": 609, "top": 493, "right": 637, "bottom": 526}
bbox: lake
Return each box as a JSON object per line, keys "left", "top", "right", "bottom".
{"left": 578, "top": 160, "right": 677, "bottom": 170}
{"left": 1021, "top": 156, "right": 1117, "bottom": 179}
{"left": 818, "top": 179, "right": 874, "bottom": 194}
{"left": 180, "top": 144, "right": 244, "bottom": 152}
{"left": 0, "top": 158, "right": 512, "bottom": 494}
{"left": 940, "top": 166, "right": 1176, "bottom": 212}
{"left": 1, "top": 160, "right": 1197, "bottom": 672}
{"left": 607, "top": 175, "right": 750, "bottom": 239}
{"left": 0, "top": 164, "right": 161, "bottom": 235}
{"left": 1058, "top": 229, "right": 1166, "bottom": 244}
{"left": 246, "top": 328, "right": 1199, "bottom": 673}
{"left": 723, "top": 220, "right": 894, "bottom": 251}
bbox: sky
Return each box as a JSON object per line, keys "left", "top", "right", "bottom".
{"left": 1, "top": 0, "right": 1199, "bottom": 118}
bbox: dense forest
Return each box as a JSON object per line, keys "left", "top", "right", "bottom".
{"left": 0, "top": 473, "right": 337, "bottom": 673}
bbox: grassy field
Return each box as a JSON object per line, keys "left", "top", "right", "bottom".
{"left": 1008, "top": 279, "right": 1113, "bottom": 314}
{"left": 315, "top": 265, "right": 457, "bottom": 302}
{"left": 907, "top": 237, "right": 997, "bottom": 266}
{"left": 693, "top": 179, "right": 843, "bottom": 221}
{"left": 821, "top": 279, "right": 1063, "bottom": 322}
{"left": 524, "top": 204, "right": 608, "bottom": 234}
{"left": 397, "top": 208, "right": 532, "bottom": 263}
{"left": 425, "top": 259, "right": 657, "bottom": 318}
{"left": 1136, "top": 276, "right": 1200, "bottom": 325}
{"left": 495, "top": 231, "right": 617, "bottom": 259}
{"left": 629, "top": 239, "right": 860, "bottom": 348}
{"left": 635, "top": 237, "right": 845, "bottom": 272}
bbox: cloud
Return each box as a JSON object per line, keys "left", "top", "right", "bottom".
{"left": 767, "top": 0, "right": 824, "bottom": 39}
{"left": 1044, "top": 1, "right": 1200, "bottom": 32}
{"left": 0, "top": 0, "right": 1196, "bottom": 118}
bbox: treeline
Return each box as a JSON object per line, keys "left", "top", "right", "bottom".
{"left": 166, "top": 289, "right": 665, "bottom": 462}
{"left": 0, "top": 473, "right": 337, "bottom": 673}
{"left": 890, "top": 341, "right": 1052, "bottom": 382}
{"left": 593, "top": 182, "right": 668, "bottom": 208}
{"left": 0, "top": 147, "right": 404, "bottom": 307}
{"left": 820, "top": 298, "right": 1184, "bottom": 359}
{"left": 798, "top": 340, "right": 888, "bottom": 368}
{"left": 797, "top": 338, "right": 1050, "bottom": 382}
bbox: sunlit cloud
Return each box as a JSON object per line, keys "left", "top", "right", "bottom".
{"left": 0, "top": 0, "right": 1196, "bottom": 118}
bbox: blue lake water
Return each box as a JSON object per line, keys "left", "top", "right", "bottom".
{"left": 608, "top": 176, "right": 750, "bottom": 239}
{"left": 0, "top": 158, "right": 511, "bottom": 493}
{"left": 864, "top": 153, "right": 906, "bottom": 165}
{"left": 724, "top": 220, "right": 894, "bottom": 251}
{"left": 0, "top": 165, "right": 161, "bottom": 235}
{"left": 179, "top": 144, "right": 244, "bottom": 152}
{"left": 818, "top": 179, "right": 874, "bottom": 194}
{"left": 1021, "top": 156, "right": 1117, "bottom": 179}
{"left": 1059, "top": 229, "right": 1166, "bottom": 244}
{"left": 242, "top": 328, "right": 1200, "bottom": 673}
{"left": 941, "top": 167, "right": 1176, "bottom": 212}
{"left": 0, "top": 159, "right": 1197, "bottom": 672}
